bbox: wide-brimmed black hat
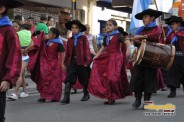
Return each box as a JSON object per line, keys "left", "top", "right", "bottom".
{"left": 65, "top": 20, "right": 87, "bottom": 32}
{"left": 165, "top": 16, "right": 184, "bottom": 26}
{"left": 0, "top": 0, "right": 23, "bottom": 9}
{"left": 135, "top": 9, "right": 162, "bottom": 20}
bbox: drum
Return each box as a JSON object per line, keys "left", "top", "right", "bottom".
{"left": 134, "top": 39, "right": 175, "bottom": 70}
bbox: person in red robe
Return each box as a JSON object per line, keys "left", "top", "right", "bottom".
{"left": 29, "top": 28, "right": 65, "bottom": 102}
{"left": 60, "top": 20, "right": 91, "bottom": 104}
{"left": 0, "top": 0, "right": 22, "bottom": 121}
{"left": 129, "top": 9, "right": 162, "bottom": 109}
{"left": 88, "top": 19, "right": 131, "bottom": 105}
{"left": 163, "top": 16, "right": 184, "bottom": 98}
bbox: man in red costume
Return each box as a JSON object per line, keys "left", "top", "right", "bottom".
{"left": 0, "top": 0, "right": 22, "bottom": 121}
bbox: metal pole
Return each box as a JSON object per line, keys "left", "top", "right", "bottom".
{"left": 72, "top": 0, "right": 76, "bottom": 20}
{"left": 154, "top": 0, "right": 166, "bottom": 40}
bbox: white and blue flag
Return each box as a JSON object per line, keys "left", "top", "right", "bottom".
{"left": 129, "top": 0, "right": 152, "bottom": 33}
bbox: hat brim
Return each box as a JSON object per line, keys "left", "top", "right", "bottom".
{"left": 135, "top": 10, "right": 162, "bottom": 20}
{"left": 7, "top": 1, "right": 24, "bottom": 9}
{"left": 65, "top": 21, "right": 87, "bottom": 32}
{"left": 166, "top": 21, "right": 184, "bottom": 26}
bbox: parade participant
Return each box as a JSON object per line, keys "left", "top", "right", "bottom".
{"left": 88, "top": 19, "right": 131, "bottom": 105}
{"left": 164, "top": 16, "right": 184, "bottom": 98}
{"left": 129, "top": 9, "right": 162, "bottom": 108}
{"left": 0, "top": 0, "right": 22, "bottom": 121}
{"left": 117, "top": 26, "right": 134, "bottom": 74}
{"left": 31, "top": 28, "right": 65, "bottom": 102}
{"left": 84, "top": 24, "right": 98, "bottom": 56}
{"left": 8, "top": 24, "right": 33, "bottom": 100}
{"left": 60, "top": 20, "right": 91, "bottom": 104}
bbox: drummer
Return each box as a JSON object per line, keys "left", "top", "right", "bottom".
{"left": 129, "top": 9, "right": 162, "bottom": 109}
{"left": 163, "top": 16, "right": 184, "bottom": 98}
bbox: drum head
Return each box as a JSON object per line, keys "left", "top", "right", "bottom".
{"left": 135, "top": 39, "right": 146, "bottom": 64}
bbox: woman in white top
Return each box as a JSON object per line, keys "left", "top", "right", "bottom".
{"left": 84, "top": 24, "right": 98, "bottom": 56}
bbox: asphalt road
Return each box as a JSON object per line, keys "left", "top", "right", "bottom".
{"left": 5, "top": 77, "right": 184, "bottom": 122}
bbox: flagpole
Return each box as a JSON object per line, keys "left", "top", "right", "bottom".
{"left": 154, "top": 0, "right": 166, "bottom": 41}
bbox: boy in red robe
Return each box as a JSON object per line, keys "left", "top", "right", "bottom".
{"left": 130, "top": 9, "right": 162, "bottom": 109}
{"left": 60, "top": 20, "right": 91, "bottom": 104}
{"left": 164, "top": 16, "right": 184, "bottom": 98}
{"left": 0, "top": 0, "right": 22, "bottom": 121}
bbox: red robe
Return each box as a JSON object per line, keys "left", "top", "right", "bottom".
{"left": 0, "top": 26, "right": 22, "bottom": 86}
{"left": 64, "top": 35, "right": 91, "bottom": 66}
{"left": 88, "top": 34, "right": 131, "bottom": 100}
{"left": 28, "top": 33, "right": 64, "bottom": 101}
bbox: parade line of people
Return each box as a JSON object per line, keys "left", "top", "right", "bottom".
{"left": 1, "top": 0, "right": 184, "bottom": 122}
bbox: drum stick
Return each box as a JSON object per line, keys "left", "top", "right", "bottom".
{"left": 125, "top": 36, "right": 147, "bottom": 40}
{"left": 154, "top": 0, "right": 166, "bottom": 40}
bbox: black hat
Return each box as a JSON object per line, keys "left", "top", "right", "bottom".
{"left": 0, "top": 0, "right": 23, "bottom": 9}
{"left": 65, "top": 20, "right": 87, "bottom": 32}
{"left": 135, "top": 9, "right": 162, "bottom": 20}
{"left": 165, "top": 16, "right": 184, "bottom": 26}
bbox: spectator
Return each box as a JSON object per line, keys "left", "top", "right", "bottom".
{"left": 36, "top": 15, "right": 49, "bottom": 39}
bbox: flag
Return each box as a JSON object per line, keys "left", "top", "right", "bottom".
{"left": 129, "top": 0, "right": 152, "bottom": 33}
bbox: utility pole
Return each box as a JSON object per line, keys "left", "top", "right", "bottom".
{"left": 72, "top": 0, "right": 76, "bottom": 20}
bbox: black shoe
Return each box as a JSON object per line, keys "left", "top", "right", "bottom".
{"left": 37, "top": 98, "right": 46, "bottom": 103}
{"left": 132, "top": 100, "right": 141, "bottom": 108}
{"left": 81, "top": 93, "right": 90, "bottom": 101}
{"left": 61, "top": 82, "right": 71, "bottom": 104}
{"left": 60, "top": 98, "right": 70, "bottom": 104}
{"left": 168, "top": 91, "right": 176, "bottom": 98}
{"left": 103, "top": 100, "right": 115, "bottom": 105}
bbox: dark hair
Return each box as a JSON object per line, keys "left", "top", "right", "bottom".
{"left": 21, "top": 24, "right": 29, "bottom": 30}
{"left": 14, "top": 15, "right": 23, "bottom": 21}
{"left": 48, "top": 16, "right": 53, "bottom": 21}
{"left": 50, "top": 28, "right": 60, "bottom": 38}
{"left": 108, "top": 19, "right": 118, "bottom": 26}
{"left": 40, "top": 15, "right": 47, "bottom": 21}
{"left": 117, "top": 27, "right": 124, "bottom": 34}
{"left": 12, "top": 20, "right": 21, "bottom": 26}
{"left": 27, "top": 17, "right": 34, "bottom": 21}
{"left": 0, "top": 3, "right": 8, "bottom": 16}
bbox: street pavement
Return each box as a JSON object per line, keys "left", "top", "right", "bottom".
{"left": 5, "top": 71, "right": 184, "bottom": 122}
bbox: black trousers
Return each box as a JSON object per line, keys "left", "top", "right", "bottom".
{"left": 166, "top": 55, "right": 184, "bottom": 88}
{"left": 130, "top": 64, "right": 157, "bottom": 93}
{"left": 65, "top": 59, "right": 90, "bottom": 93}
{"left": 0, "top": 92, "right": 6, "bottom": 122}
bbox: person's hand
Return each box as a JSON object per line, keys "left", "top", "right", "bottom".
{"left": 93, "top": 56, "right": 98, "bottom": 60}
{"left": 62, "top": 64, "right": 66, "bottom": 69}
{"left": 0, "top": 81, "right": 10, "bottom": 92}
{"left": 22, "top": 49, "right": 28, "bottom": 56}
{"left": 134, "top": 35, "right": 147, "bottom": 42}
